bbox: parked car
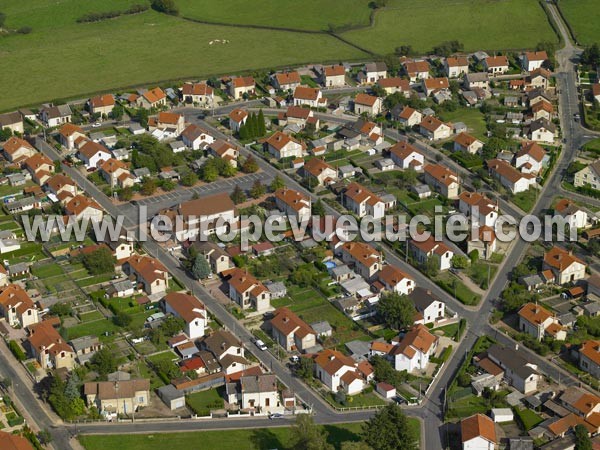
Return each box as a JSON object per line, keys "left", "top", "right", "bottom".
{"left": 269, "top": 413, "right": 284, "bottom": 420}
{"left": 290, "top": 355, "right": 300, "bottom": 364}
{"left": 255, "top": 339, "right": 268, "bottom": 351}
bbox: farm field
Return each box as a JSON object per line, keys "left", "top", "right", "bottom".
{"left": 177, "top": 0, "right": 373, "bottom": 31}
{"left": 340, "top": 0, "right": 557, "bottom": 54}
{"left": 559, "top": 0, "right": 600, "bottom": 45}
{"left": 0, "top": 4, "right": 365, "bottom": 112}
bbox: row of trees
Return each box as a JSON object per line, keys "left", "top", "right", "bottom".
{"left": 238, "top": 110, "right": 267, "bottom": 140}
{"left": 77, "top": 4, "right": 148, "bottom": 23}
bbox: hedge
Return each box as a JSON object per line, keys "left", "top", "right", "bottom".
{"left": 8, "top": 340, "right": 26, "bottom": 361}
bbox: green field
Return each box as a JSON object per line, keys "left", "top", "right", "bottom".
{"left": 178, "top": 0, "right": 373, "bottom": 31}
{"left": 341, "top": 0, "right": 557, "bottom": 54}
{"left": 560, "top": 0, "right": 600, "bottom": 45}
{"left": 0, "top": 2, "right": 365, "bottom": 112}
{"left": 78, "top": 421, "right": 419, "bottom": 450}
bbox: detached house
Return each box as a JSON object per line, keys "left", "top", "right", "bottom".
{"left": 275, "top": 188, "right": 311, "bottom": 222}
{"left": 554, "top": 199, "right": 588, "bottom": 229}
{"left": 39, "top": 104, "right": 72, "bottom": 127}
{"left": 28, "top": 321, "right": 75, "bottom": 370}
{"left": 574, "top": 159, "right": 600, "bottom": 189}
{"left": 528, "top": 119, "right": 556, "bottom": 143}
{"left": 409, "top": 287, "right": 446, "bottom": 325}
{"left": 0, "top": 112, "right": 23, "bottom": 134}
{"left": 99, "top": 158, "right": 134, "bottom": 189}
{"left": 208, "top": 140, "right": 239, "bottom": 168}
{"left": 314, "top": 349, "right": 365, "bottom": 394}
{"left": 229, "top": 76, "right": 255, "bottom": 99}
{"left": 423, "top": 163, "right": 459, "bottom": 199}
{"left": 64, "top": 195, "right": 104, "bottom": 222}
{"left": 320, "top": 65, "right": 346, "bottom": 87}
{"left": 227, "top": 374, "right": 280, "bottom": 412}
{"left": 531, "top": 99, "right": 554, "bottom": 121}
{"left": 343, "top": 182, "right": 385, "bottom": 219}
{"left": 302, "top": 158, "right": 337, "bottom": 186}
{"left": 579, "top": 340, "right": 600, "bottom": 378}
{"left": 0, "top": 284, "right": 40, "bottom": 329}
{"left": 189, "top": 241, "right": 232, "bottom": 275}
{"left": 419, "top": 116, "right": 452, "bottom": 141}
{"left": 377, "top": 265, "right": 415, "bottom": 296}
{"left": 468, "top": 226, "right": 497, "bottom": 260}
{"left": 483, "top": 55, "right": 509, "bottom": 74}
{"left": 88, "top": 94, "right": 115, "bottom": 116}
{"left": 454, "top": 132, "right": 484, "bottom": 154}
{"left": 225, "top": 267, "right": 271, "bottom": 312}
{"left": 389, "top": 141, "right": 424, "bottom": 171}
{"left": 278, "top": 106, "right": 313, "bottom": 129}
{"left": 479, "top": 344, "right": 540, "bottom": 394}
{"left": 377, "top": 77, "right": 410, "bottom": 96}
{"left": 293, "top": 86, "right": 323, "bottom": 108}
{"left": 228, "top": 108, "right": 248, "bottom": 133}
{"left": 518, "top": 302, "right": 566, "bottom": 341}
{"left": 84, "top": 379, "right": 150, "bottom": 416}
{"left": 24, "top": 153, "right": 54, "bottom": 185}
{"left": 458, "top": 191, "right": 498, "bottom": 227}
{"left": 422, "top": 77, "right": 450, "bottom": 96}
{"left": 46, "top": 174, "right": 78, "bottom": 200}
{"left": 58, "top": 123, "right": 86, "bottom": 150}
{"left": 410, "top": 236, "right": 453, "bottom": 271}
{"left": 78, "top": 140, "right": 111, "bottom": 169}
{"left": 393, "top": 106, "right": 423, "bottom": 128}
{"left": 181, "top": 82, "right": 214, "bottom": 106}
{"left": 270, "top": 307, "right": 316, "bottom": 352}
{"left": 515, "top": 141, "right": 546, "bottom": 174}
{"left": 272, "top": 71, "right": 301, "bottom": 91}
{"left": 358, "top": 62, "right": 388, "bottom": 84}
{"left": 444, "top": 56, "right": 469, "bottom": 78}
{"left": 403, "top": 60, "right": 430, "bottom": 82}
{"left": 181, "top": 124, "right": 214, "bottom": 150}
{"left": 340, "top": 241, "right": 381, "bottom": 280}
{"left": 136, "top": 87, "right": 167, "bottom": 109}
{"left": 392, "top": 324, "right": 438, "bottom": 373}
{"left": 263, "top": 131, "right": 303, "bottom": 160}
{"left": 464, "top": 73, "right": 490, "bottom": 91}
{"left": 163, "top": 292, "right": 206, "bottom": 339}
{"left": 353, "top": 93, "right": 383, "bottom": 116}
{"left": 522, "top": 51, "right": 548, "bottom": 71}
{"left": 487, "top": 159, "right": 536, "bottom": 194}
{"left": 2, "top": 137, "right": 37, "bottom": 163}
{"left": 150, "top": 111, "right": 185, "bottom": 137}
{"left": 542, "top": 246, "right": 586, "bottom": 285}
{"left": 123, "top": 255, "right": 169, "bottom": 295}
{"left": 461, "top": 414, "right": 497, "bottom": 450}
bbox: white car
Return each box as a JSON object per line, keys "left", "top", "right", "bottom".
{"left": 255, "top": 339, "right": 268, "bottom": 351}
{"left": 92, "top": 122, "right": 101, "bottom": 128}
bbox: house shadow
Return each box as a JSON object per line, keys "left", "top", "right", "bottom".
{"left": 323, "top": 424, "right": 363, "bottom": 449}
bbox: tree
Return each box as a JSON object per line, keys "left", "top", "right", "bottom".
{"left": 159, "top": 316, "right": 186, "bottom": 337}
{"left": 575, "top": 424, "right": 592, "bottom": 450}
{"left": 451, "top": 255, "right": 469, "bottom": 269}
{"left": 290, "top": 414, "right": 334, "bottom": 450}
{"left": 230, "top": 185, "right": 247, "bottom": 204}
{"left": 161, "top": 179, "right": 176, "bottom": 191}
{"left": 140, "top": 177, "right": 157, "bottom": 196}
{"left": 38, "top": 429, "right": 53, "bottom": 445}
{"left": 82, "top": 247, "right": 115, "bottom": 275}
{"left": 250, "top": 180, "right": 266, "bottom": 199}
{"left": 377, "top": 293, "right": 415, "bottom": 330}
{"left": 90, "top": 347, "right": 117, "bottom": 378}
{"left": 49, "top": 302, "right": 72, "bottom": 317}
{"left": 242, "top": 155, "right": 259, "bottom": 173}
{"left": 64, "top": 371, "right": 81, "bottom": 402}
{"left": 151, "top": 0, "right": 178, "bottom": 15}
{"left": 362, "top": 403, "right": 418, "bottom": 450}
{"left": 0, "top": 128, "right": 12, "bottom": 141}
{"left": 136, "top": 108, "right": 149, "bottom": 127}
{"left": 110, "top": 104, "right": 124, "bottom": 121}
{"left": 257, "top": 109, "right": 267, "bottom": 136}
{"left": 201, "top": 161, "right": 219, "bottom": 182}
{"left": 313, "top": 199, "right": 325, "bottom": 217}
{"left": 113, "top": 312, "right": 133, "bottom": 328}
{"left": 334, "top": 389, "right": 347, "bottom": 405}
{"left": 296, "top": 357, "right": 314, "bottom": 380}
{"left": 192, "top": 254, "right": 211, "bottom": 280}
{"left": 424, "top": 255, "right": 439, "bottom": 277}
{"left": 180, "top": 169, "right": 198, "bottom": 187}
{"left": 581, "top": 43, "right": 600, "bottom": 68}
{"left": 341, "top": 442, "right": 371, "bottom": 450}
{"left": 270, "top": 175, "right": 285, "bottom": 192}
{"left": 118, "top": 186, "right": 134, "bottom": 201}
{"left": 221, "top": 161, "right": 237, "bottom": 177}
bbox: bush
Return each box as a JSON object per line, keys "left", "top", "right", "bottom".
{"left": 7, "top": 414, "right": 24, "bottom": 427}
{"left": 8, "top": 340, "right": 26, "bottom": 361}
{"left": 151, "top": 0, "right": 178, "bottom": 15}
{"left": 17, "top": 26, "right": 32, "bottom": 34}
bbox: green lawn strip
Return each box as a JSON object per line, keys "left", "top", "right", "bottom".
{"left": 434, "top": 272, "right": 481, "bottom": 306}
{"left": 431, "top": 322, "right": 460, "bottom": 339}
{"left": 327, "top": 391, "right": 386, "bottom": 408}
{"left": 75, "top": 273, "right": 115, "bottom": 288}
{"left": 146, "top": 350, "right": 178, "bottom": 366}
{"left": 31, "top": 264, "right": 64, "bottom": 278}
{"left": 438, "top": 107, "right": 488, "bottom": 140}
{"left": 559, "top": 0, "right": 600, "bottom": 44}
{"left": 511, "top": 188, "right": 538, "bottom": 213}
{"left": 78, "top": 422, "right": 368, "bottom": 450}
{"left": 340, "top": 0, "right": 556, "bottom": 54}
{"left": 65, "top": 318, "right": 120, "bottom": 341}
{"left": 78, "top": 310, "right": 104, "bottom": 322}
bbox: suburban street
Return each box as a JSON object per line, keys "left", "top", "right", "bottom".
{"left": 19, "top": 3, "right": 600, "bottom": 450}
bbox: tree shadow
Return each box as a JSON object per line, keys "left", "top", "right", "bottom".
{"left": 249, "top": 427, "right": 285, "bottom": 450}
{"left": 323, "top": 423, "right": 363, "bottom": 449}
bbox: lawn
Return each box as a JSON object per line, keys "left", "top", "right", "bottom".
{"left": 434, "top": 272, "right": 481, "bottom": 306}
{"left": 327, "top": 391, "right": 386, "bottom": 408}
{"left": 446, "top": 394, "right": 494, "bottom": 419}
{"left": 186, "top": 388, "right": 224, "bottom": 415}
{"left": 31, "top": 263, "right": 64, "bottom": 278}
{"left": 177, "top": 0, "right": 373, "bottom": 31}
{"left": 340, "top": 0, "right": 557, "bottom": 54}
{"left": 514, "top": 407, "right": 544, "bottom": 431}
{"left": 65, "top": 318, "right": 120, "bottom": 341}
{"left": 0, "top": 4, "right": 365, "bottom": 112}
{"left": 78, "top": 310, "right": 105, "bottom": 322}
{"left": 78, "top": 422, "right": 379, "bottom": 450}
{"left": 438, "top": 107, "right": 488, "bottom": 140}
{"left": 559, "top": 0, "right": 600, "bottom": 45}
{"left": 511, "top": 188, "right": 539, "bottom": 213}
